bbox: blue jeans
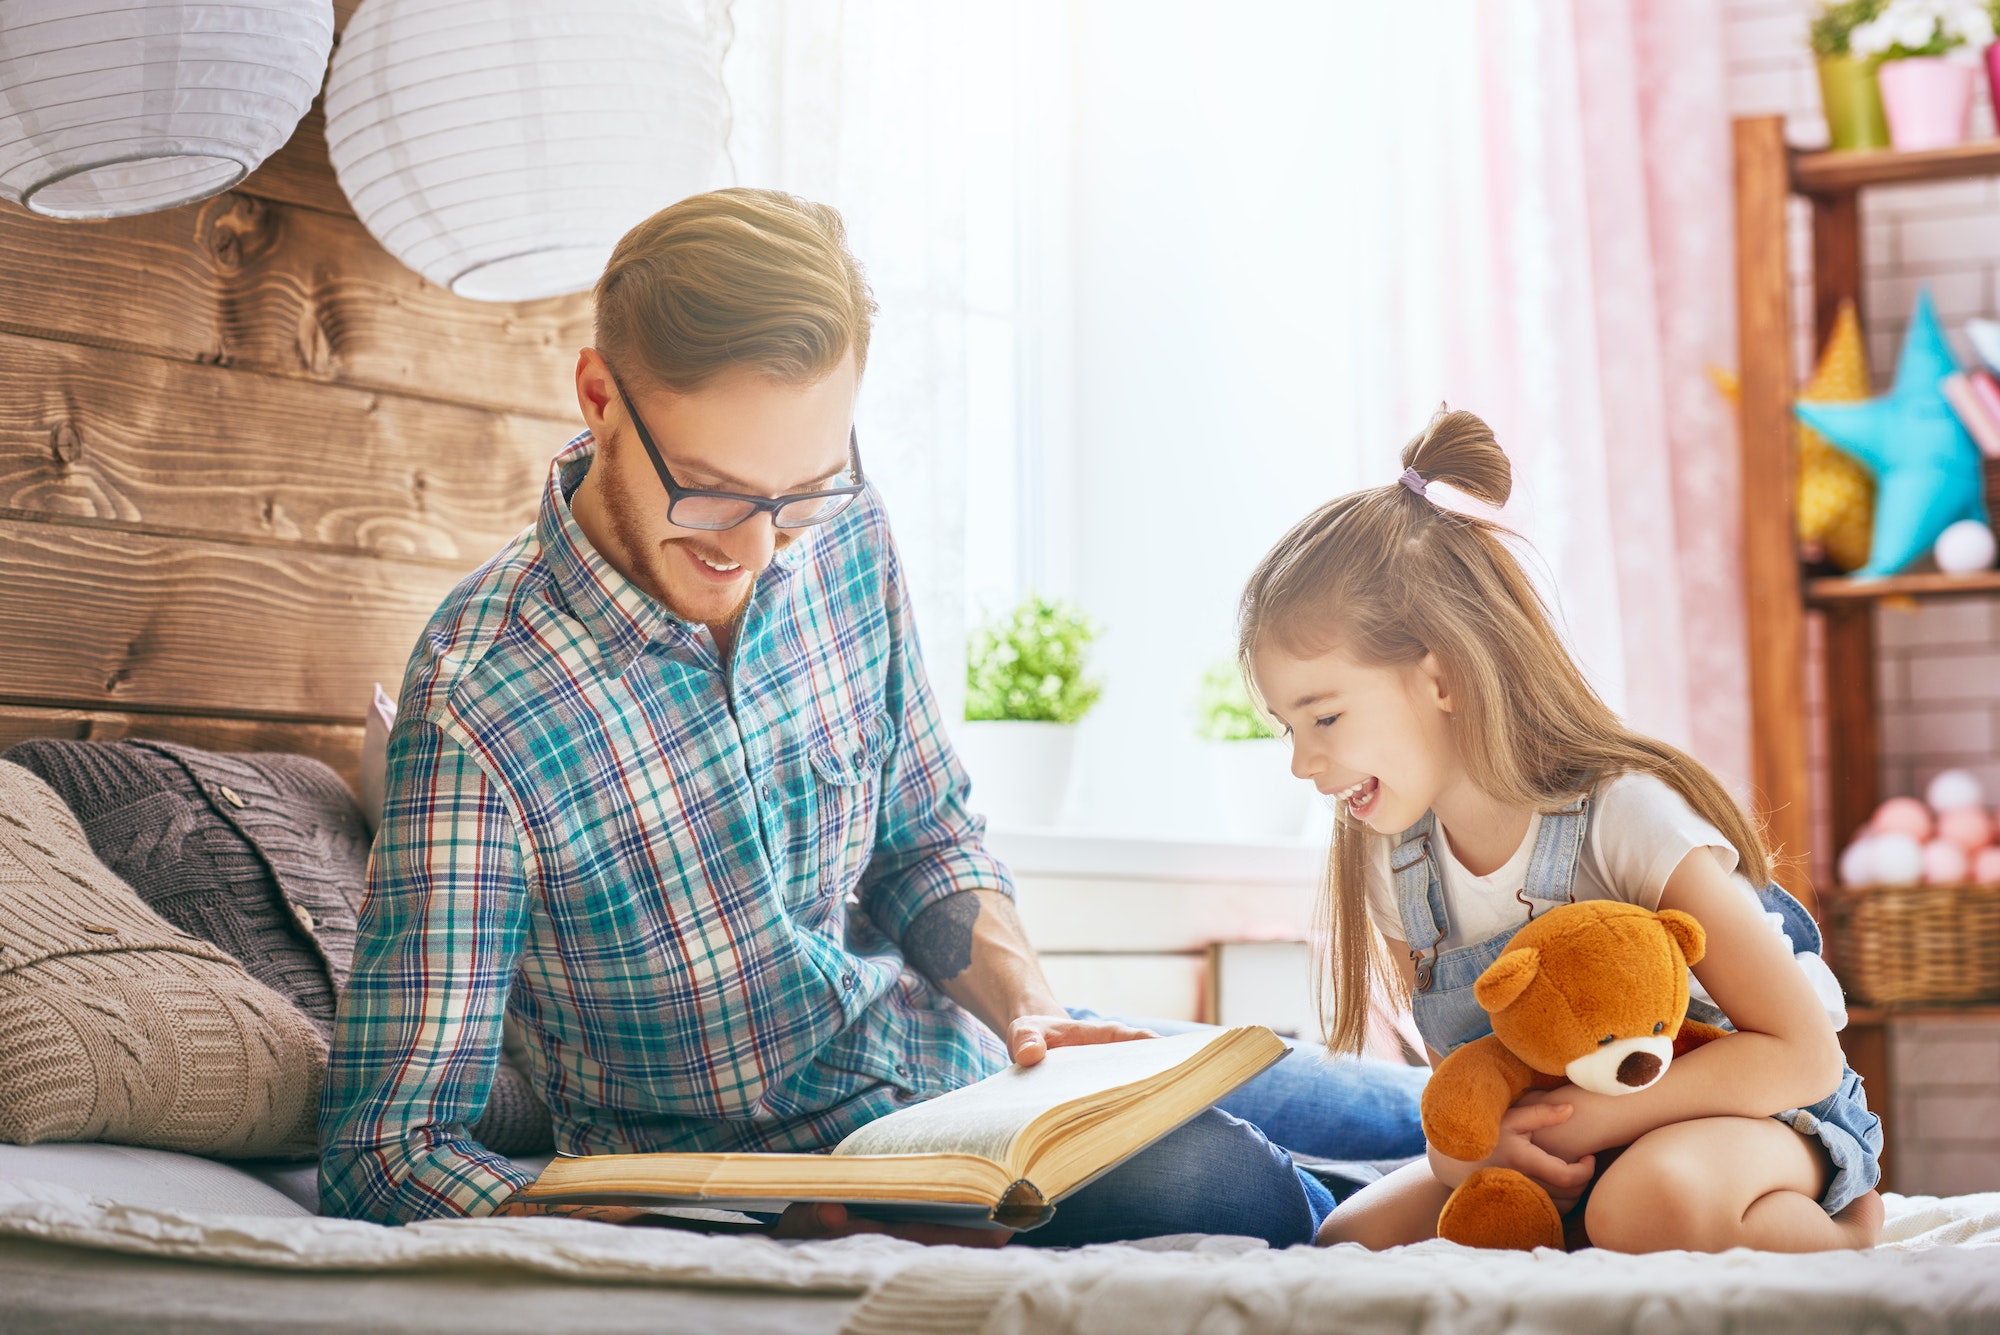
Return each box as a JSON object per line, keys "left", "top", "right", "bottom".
{"left": 1015, "top": 1011, "right": 1429, "bottom": 1247}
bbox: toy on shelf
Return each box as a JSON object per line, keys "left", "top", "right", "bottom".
{"left": 1795, "top": 299, "right": 1877, "bottom": 572}
{"left": 1940, "top": 372, "right": 2000, "bottom": 457}
{"left": 1840, "top": 771, "right": 2000, "bottom": 886}
{"left": 1795, "top": 290, "right": 1987, "bottom": 579}
{"left": 1935, "top": 517, "right": 1997, "bottom": 573}
{"left": 1965, "top": 317, "right": 2000, "bottom": 376}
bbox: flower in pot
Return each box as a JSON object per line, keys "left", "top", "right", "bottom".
{"left": 1851, "top": 0, "right": 1993, "bottom": 151}
{"left": 1810, "top": 0, "right": 1893, "bottom": 150}
{"left": 959, "top": 595, "right": 1103, "bottom": 828}
{"left": 1195, "top": 659, "right": 1311, "bottom": 842}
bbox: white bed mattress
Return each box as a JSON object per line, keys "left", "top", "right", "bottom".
{"left": 1, "top": 1143, "right": 1996, "bottom": 1335}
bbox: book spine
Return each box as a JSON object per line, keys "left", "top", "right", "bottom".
{"left": 1971, "top": 372, "right": 2000, "bottom": 459}
{"left": 1944, "top": 373, "right": 2000, "bottom": 460}
{"left": 993, "top": 1179, "right": 1054, "bottom": 1231}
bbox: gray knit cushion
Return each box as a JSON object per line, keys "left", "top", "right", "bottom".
{"left": 5, "top": 740, "right": 354, "bottom": 1033}
{"left": 3, "top": 739, "right": 553, "bottom": 1156}
{"left": 0, "top": 761, "right": 325, "bottom": 1157}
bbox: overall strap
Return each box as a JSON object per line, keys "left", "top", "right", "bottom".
{"left": 1517, "top": 792, "right": 1592, "bottom": 910}
{"left": 1391, "top": 811, "right": 1448, "bottom": 955}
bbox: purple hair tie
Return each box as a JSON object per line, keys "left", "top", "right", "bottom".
{"left": 1399, "top": 466, "right": 1429, "bottom": 499}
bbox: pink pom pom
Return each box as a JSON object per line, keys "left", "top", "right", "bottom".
{"left": 1939, "top": 806, "right": 1994, "bottom": 852}
{"left": 1974, "top": 847, "right": 2000, "bottom": 885}
{"left": 1873, "top": 796, "right": 1935, "bottom": 842}
{"left": 1870, "top": 832, "right": 1925, "bottom": 885}
{"left": 1924, "top": 838, "right": 1970, "bottom": 885}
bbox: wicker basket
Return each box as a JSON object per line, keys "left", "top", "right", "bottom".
{"left": 1825, "top": 881, "right": 2000, "bottom": 1007}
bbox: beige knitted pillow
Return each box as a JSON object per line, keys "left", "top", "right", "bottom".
{"left": 0, "top": 761, "right": 324, "bottom": 1157}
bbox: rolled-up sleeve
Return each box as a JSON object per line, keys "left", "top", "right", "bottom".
{"left": 857, "top": 540, "right": 1015, "bottom": 946}
{"left": 318, "top": 716, "right": 534, "bottom": 1224}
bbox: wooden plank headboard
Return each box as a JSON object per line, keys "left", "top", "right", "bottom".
{"left": 0, "top": 10, "right": 587, "bottom": 795}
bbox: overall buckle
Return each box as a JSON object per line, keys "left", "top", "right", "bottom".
{"left": 1411, "top": 942, "right": 1439, "bottom": 993}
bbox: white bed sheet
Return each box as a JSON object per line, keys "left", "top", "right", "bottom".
{"left": 1, "top": 1146, "right": 1997, "bottom": 1335}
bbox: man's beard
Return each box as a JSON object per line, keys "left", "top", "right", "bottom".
{"left": 603, "top": 480, "right": 754, "bottom": 626}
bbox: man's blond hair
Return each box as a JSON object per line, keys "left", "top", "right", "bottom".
{"left": 594, "top": 187, "right": 876, "bottom": 391}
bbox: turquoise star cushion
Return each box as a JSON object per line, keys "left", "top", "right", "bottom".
{"left": 1794, "top": 289, "right": 1986, "bottom": 578}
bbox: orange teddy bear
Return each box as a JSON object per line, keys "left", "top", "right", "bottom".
{"left": 1419, "top": 900, "right": 1727, "bottom": 1250}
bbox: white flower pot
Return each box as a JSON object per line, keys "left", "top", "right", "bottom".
{"left": 1206, "top": 738, "right": 1313, "bottom": 842}
{"left": 955, "top": 721, "right": 1078, "bottom": 829}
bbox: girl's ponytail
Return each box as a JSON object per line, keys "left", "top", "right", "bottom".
{"left": 1400, "top": 408, "right": 1512, "bottom": 509}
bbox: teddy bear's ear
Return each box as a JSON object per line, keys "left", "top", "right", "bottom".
{"left": 1657, "top": 909, "right": 1706, "bottom": 968}
{"left": 1473, "top": 946, "right": 1540, "bottom": 1013}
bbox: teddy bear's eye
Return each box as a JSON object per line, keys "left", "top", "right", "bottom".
{"left": 1654, "top": 1022, "right": 1665, "bottom": 1035}
{"left": 1597, "top": 1035, "right": 1615, "bottom": 1046}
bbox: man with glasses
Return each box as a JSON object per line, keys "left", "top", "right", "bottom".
{"left": 320, "top": 189, "right": 1424, "bottom": 1244}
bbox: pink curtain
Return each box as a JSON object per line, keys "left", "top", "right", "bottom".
{"left": 1434, "top": 0, "right": 1750, "bottom": 792}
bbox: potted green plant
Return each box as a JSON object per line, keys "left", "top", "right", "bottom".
{"left": 1195, "top": 660, "right": 1311, "bottom": 841}
{"left": 1851, "top": 0, "right": 1992, "bottom": 151}
{"left": 958, "top": 595, "right": 1103, "bottom": 828}
{"left": 1811, "top": 0, "right": 1893, "bottom": 150}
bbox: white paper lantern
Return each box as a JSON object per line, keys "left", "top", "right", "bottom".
{"left": 323, "top": 0, "right": 725, "bottom": 302}
{"left": 0, "top": 1, "right": 333, "bottom": 219}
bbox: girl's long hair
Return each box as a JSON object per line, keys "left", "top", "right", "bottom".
{"left": 1237, "top": 409, "right": 1771, "bottom": 1055}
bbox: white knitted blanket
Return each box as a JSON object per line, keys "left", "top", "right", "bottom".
{"left": 0, "top": 1165, "right": 1996, "bottom": 1335}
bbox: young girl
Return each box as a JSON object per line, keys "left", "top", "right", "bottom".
{"left": 1242, "top": 410, "right": 1883, "bottom": 1254}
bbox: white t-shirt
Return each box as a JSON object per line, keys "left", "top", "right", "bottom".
{"left": 1362, "top": 772, "right": 1847, "bottom": 1028}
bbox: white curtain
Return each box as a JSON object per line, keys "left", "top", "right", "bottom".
{"left": 719, "top": 0, "right": 1751, "bottom": 840}
{"left": 722, "top": 0, "right": 992, "bottom": 722}
{"left": 1055, "top": 0, "right": 1749, "bottom": 837}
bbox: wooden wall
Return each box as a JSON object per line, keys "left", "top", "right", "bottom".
{"left": 0, "top": 8, "right": 587, "bottom": 792}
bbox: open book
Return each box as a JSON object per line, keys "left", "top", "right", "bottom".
{"left": 518, "top": 1025, "right": 1287, "bottom": 1231}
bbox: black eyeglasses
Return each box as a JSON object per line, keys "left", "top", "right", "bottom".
{"left": 609, "top": 371, "right": 866, "bottom": 531}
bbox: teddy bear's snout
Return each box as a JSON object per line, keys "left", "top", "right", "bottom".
{"left": 1562, "top": 1034, "right": 1674, "bottom": 1096}
{"left": 1617, "top": 1050, "right": 1662, "bottom": 1087}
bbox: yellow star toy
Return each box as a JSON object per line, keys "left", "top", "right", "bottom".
{"left": 1797, "top": 301, "right": 1876, "bottom": 571}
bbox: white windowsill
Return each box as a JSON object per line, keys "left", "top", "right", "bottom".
{"left": 984, "top": 826, "right": 1325, "bottom": 886}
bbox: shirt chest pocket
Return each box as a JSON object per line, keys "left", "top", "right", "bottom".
{"left": 802, "top": 710, "right": 895, "bottom": 899}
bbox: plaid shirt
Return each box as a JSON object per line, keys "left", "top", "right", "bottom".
{"left": 320, "top": 434, "right": 1011, "bottom": 1225}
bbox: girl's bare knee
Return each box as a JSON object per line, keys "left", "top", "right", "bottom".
{"left": 1316, "top": 1161, "right": 1446, "bottom": 1250}
{"left": 1584, "top": 1150, "right": 1714, "bottom": 1253}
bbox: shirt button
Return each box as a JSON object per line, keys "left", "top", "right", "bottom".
{"left": 895, "top": 1063, "right": 911, "bottom": 1078}
{"left": 292, "top": 904, "right": 316, "bottom": 933}
{"left": 218, "top": 785, "right": 248, "bottom": 809}
{"left": 840, "top": 973, "right": 856, "bottom": 990}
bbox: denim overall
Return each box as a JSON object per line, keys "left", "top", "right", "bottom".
{"left": 1393, "top": 792, "right": 1882, "bottom": 1216}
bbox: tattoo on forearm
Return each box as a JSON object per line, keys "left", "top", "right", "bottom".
{"left": 903, "top": 891, "right": 982, "bottom": 983}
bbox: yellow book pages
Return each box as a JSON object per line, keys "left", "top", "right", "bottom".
{"left": 523, "top": 1149, "right": 1013, "bottom": 1206}
{"left": 517, "top": 1025, "right": 1287, "bottom": 1228}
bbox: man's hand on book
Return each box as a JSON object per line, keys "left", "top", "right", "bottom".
{"left": 490, "top": 1198, "right": 660, "bottom": 1225}
{"left": 1006, "top": 1013, "right": 1158, "bottom": 1067}
{"left": 772, "top": 1201, "right": 1009, "bottom": 1248}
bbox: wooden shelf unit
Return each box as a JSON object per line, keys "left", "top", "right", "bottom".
{"left": 1806, "top": 570, "right": 2000, "bottom": 605}
{"left": 1732, "top": 114, "right": 2000, "bottom": 898}
{"left": 1733, "top": 118, "right": 2000, "bottom": 1183}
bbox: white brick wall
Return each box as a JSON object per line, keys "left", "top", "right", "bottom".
{"left": 1890, "top": 1018, "right": 2000, "bottom": 1194}
{"left": 1726, "top": 0, "right": 2000, "bottom": 1193}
